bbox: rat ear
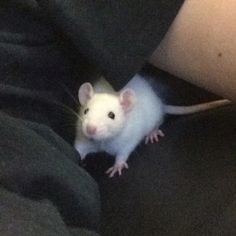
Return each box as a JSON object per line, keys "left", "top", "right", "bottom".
{"left": 78, "top": 83, "right": 94, "bottom": 106}
{"left": 119, "top": 89, "right": 136, "bottom": 113}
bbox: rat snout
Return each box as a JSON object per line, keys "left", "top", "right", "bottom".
{"left": 86, "top": 124, "right": 97, "bottom": 136}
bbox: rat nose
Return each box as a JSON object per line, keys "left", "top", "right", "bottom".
{"left": 86, "top": 124, "right": 97, "bottom": 135}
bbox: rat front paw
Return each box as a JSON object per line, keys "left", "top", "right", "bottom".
{"left": 105, "top": 162, "right": 129, "bottom": 178}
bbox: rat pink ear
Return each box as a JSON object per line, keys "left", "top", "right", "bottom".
{"left": 78, "top": 83, "right": 94, "bottom": 106}
{"left": 119, "top": 89, "right": 136, "bottom": 113}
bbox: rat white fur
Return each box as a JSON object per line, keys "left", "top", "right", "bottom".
{"left": 74, "top": 74, "right": 164, "bottom": 177}
{"left": 74, "top": 74, "right": 230, "bottom": 177}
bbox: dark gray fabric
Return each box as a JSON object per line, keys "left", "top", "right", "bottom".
{"left": 37, "top": 0, "right": 184, "bottom": 89}
{"left": 2, "top": 0, "right": 236, "bottom": 234}
{"left": 0, "top": 112, "right": 100, "bottom": 234}
{"left": 0, "top": 189, "right": 99, "bottom": 236}
{"left": 0, "top": 1, "right": 185, "bottom": 235}
{"left": 97, "top": 104, "right": 236, "bottom": 236}
{"left": 84, "top": 70, "right": 236, "bottom": 236}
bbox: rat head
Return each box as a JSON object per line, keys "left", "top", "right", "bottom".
{"left": 78, "top": 82, "right": 136, "bottom": 141}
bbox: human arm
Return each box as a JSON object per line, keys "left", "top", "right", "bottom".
{"left": 150, "top": 0, "right": 236, "bottom": 101}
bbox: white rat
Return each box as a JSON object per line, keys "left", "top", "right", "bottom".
{"left": 74, "top": 74, "right": 230, "bottom": 177}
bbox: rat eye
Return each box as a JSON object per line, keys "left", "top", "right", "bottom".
{"left": 108, "top": 111, "right": 115, "bottom": 120}
{"left": 84, "top": 108, "right": 89, "bottom": 115}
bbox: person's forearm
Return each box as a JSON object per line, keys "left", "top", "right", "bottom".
{"left": 149, "top": 0, "right": 236, "bottom": 101}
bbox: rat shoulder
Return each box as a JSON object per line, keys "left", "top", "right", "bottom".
{"left": 124, "top": 74, "right": 154, "bottom": 93}
{"left": 93, "top": 77, "right": 116, "bottom": 94}
{"left": 125, "top": 74, "right": 163, "bottom": 112}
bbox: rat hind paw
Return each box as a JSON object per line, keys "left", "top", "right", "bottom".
{"left": 106, "top": 162, "right": 129, "bottom": 178}
{"left": 145, "top": 129, "right": 164, "bottom": 144}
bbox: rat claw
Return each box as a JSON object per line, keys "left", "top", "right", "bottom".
{"left": 109, "top": 169, "right": 116, "bottom": 178}
{"left": 105, "top": 167, "right": 117, "bottom": 178}
{"left": 105, "top": 167, "right": 114, "bottom": 175}
{"left": 145, "top": 129, "right": 164, "bottom": 144}
{"left": 158, "top": 130, "right": 165, "bottom": 137}
{"left": 154, "top": 134, "right": 159, "bottom": 142}
{"left": 106, "top": 162, "right": 129, "bottom": 178}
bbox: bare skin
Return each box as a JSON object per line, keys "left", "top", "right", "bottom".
{"left": 149, "top": 0, "right": 236, "bottom": 102}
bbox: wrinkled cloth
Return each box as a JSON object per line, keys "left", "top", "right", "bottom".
{"left": 0, "top": 1, "right": 183, "bottom": 235}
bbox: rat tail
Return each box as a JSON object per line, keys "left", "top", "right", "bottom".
{"left": 163, "top": 99, "right": 231, "bottom": 115}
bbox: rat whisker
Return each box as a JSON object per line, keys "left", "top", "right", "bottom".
{"left": 58, "top": 122, "right": 77, "bottom": 129}
{"left": 59, "top": 103, "right": 83, "bottom": 122}
{"left": 59, "top": 83, "right": 80, "bottom": 107}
